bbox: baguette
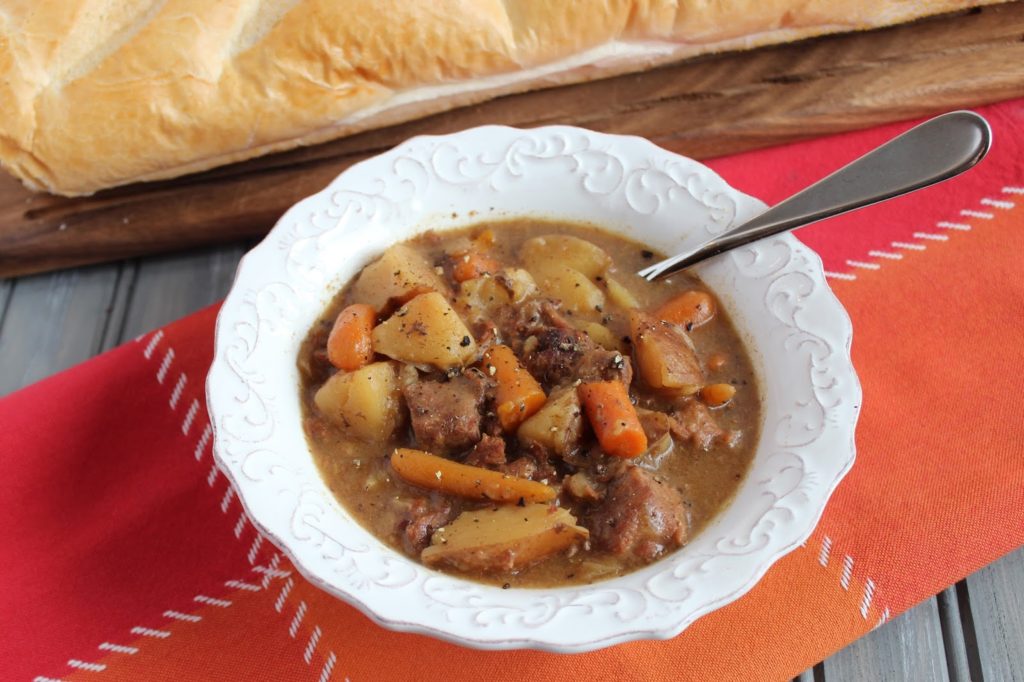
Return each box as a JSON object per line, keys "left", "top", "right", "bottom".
{"left": 0, "top": 0, "right": 1002, "bottom": 196}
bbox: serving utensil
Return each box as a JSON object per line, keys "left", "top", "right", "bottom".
{"left": 638, "top": 110, "right": 992, "bottom": 281}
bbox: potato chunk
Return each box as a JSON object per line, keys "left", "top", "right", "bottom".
{"left": 630, "top": 311, "right": 704, "bottom": 394}
{"left": 605, "top": 275, "right": 640, "bottom": 309}
{"left": 313, "top": 362, "right": 400, "bottom": 441}
{"left": 578, "top": 321, "right": 622, "bottom": 351}
{"left": 495, "top": 268, "right": 538, "bottom": 303}
{"left": 457, "top": 267, "right": 540, "bottom": 323}
{"left": 529, "top": 263, "right": 605, "bottom": 314}
{"left": 520, "top": 235, "right": 611, "bottom": 278}
{"left": 372, "top": 292, "right": 477, "bottom": 370}
{"left": 421, "top": 504, "right": 588, "bottom": 573}
{"left": 516, "top": 387, "right": 583, "bottom": 456}
{"left": 456, "top": 275, "right": 511, "bottom": 323}
{"left": 350, "top": 244, "right": 448, "bottom": 310}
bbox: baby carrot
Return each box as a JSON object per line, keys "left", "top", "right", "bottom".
{"left": 452, "top": 250, "right": 501, "bottom": 282}
{"left": 326, "top": 303, "right": 376, "bottom": 370}
{"left": 391, "top": 448, "right": 556, "bottom": 503}
{"left": 577, "top": 380, "right": 648, "bottom": 458}
{"left": 656, "top": 290, "right": 716, "bottom": 330}
{"left": 482, "top": 345, "right": 546, "bottom": 432}
{"left": 699, "top": 383, "right": 736, "bottom": 408}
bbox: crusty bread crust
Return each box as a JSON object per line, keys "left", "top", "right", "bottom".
{"left": 0, "top": 0, "right": 1002, "bottom": 196}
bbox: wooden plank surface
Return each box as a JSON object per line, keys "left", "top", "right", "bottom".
{"left": 116, "top": 246, "right": 246, "bottom": 341}
{"left": 823, "top": 598, "right": 952, "bottom": 681}
{"left": 0, "top": 264, "right": 123, "bottom": 395}
{"left": 966, "top": 546, "right": 1024, "bottom": 681}
{"left": 936, "top": 586, "right": 977, "bottom": 682}
{"left": 2, "top": 3, "right": 1024, "bottom": 278}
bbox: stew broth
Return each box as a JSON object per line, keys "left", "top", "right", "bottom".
{"left": 298, "top": 219, "right": 760, "bottom": 587}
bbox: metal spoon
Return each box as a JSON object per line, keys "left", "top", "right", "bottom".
{"left": 638, "top": 110, "right": 992, "bottom": 281}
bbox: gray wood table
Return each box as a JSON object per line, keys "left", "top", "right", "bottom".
{"left": 2, "top": 246, "right": 1021, "bottom": 680}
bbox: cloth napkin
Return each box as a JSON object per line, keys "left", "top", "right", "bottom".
{"left": 5, "top": 98, "right": 1024, "bottom": 682}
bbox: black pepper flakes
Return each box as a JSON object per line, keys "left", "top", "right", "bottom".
{"left": 641, "top": 249, "right": 654, "bottom": 259}
{"left": 460, "top": 335, "right": 471, "bottom": 347}
{"left": 502, "top": 583, "right": 511, "bottom": 590}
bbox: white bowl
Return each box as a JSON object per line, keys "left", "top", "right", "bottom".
{"left": 207, "top": 125, "right": 860, "bottom": 653}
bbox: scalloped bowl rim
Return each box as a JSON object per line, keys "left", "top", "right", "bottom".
{"left": 207, "top": 124, "right": 860, "bottom": 653}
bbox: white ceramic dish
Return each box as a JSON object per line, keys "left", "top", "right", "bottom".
{"left": 207, "top": 125, "right": 860, "bottom": 653}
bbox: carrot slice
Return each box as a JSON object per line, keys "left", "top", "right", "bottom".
{"left": 699, "top": 383, "right": 736, "bottom": 408}
{"left": 656, "top": 290, "right": 716, "bottom": 330}
{"left": 327, "top": 304, "right": 376, "bottom": 370}
{"left": 391, "top": 448, "right": 556, "bottom": 503}
{"left": 452, "top": 250, "right": 501, "bottom": 283}
{"left": 577, "top": 380, "right": 648, "bottom": 458}
{"left": 482, "top": 345, "right": 546, "bottom": 431}
{"left": 473, "top": 228, "right": 496, "bottom": 248}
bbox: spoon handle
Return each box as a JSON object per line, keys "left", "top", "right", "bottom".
{"left": 638, "top": 110, "right": 992, "bottom": 281}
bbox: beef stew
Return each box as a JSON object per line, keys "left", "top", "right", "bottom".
{"left": 298, "top": 219, "right": 761, "bottom": 587}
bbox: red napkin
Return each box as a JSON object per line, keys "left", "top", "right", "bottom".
{"left": 5, "top": 98, "right": 1023, "bottom": 681}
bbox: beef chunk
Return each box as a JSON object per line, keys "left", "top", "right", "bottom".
{"left": 506, "top": 299, "right": 572, "bottom": 336}
{"left": 523, "top": 326, "right": 588, "bottom": 385}
{"left": 401, "top": 497, "right": 452, "bottom": 554}
{"left": 673, "top": 400, "right": 725, "bottom": 451}
{"left": 514, "top": 440, "right": 559, "bottom": 481}
{"left": 502, "top": 457, "right": 537, "bottom": 480}
{"left": 463, "top": 434, "right": 507, "bottom": 469}
{"left": 638, "top": 402, "right": 732, "bottom": 452}
{"left": 588, "top": 465, "right": 687, "bottom": 562}
{"left": 495, "top": 298, "right": 631, "bottom": 387}
{"left": 402, "top": 372, "right": 486, "bottom": 453}
{"left": 577, "top": 346, "right": 633, "bottom": 386}
{"left": 469, "top": 320, "right": 500, "bottom": 355}
{"left": 637, "top": 407, "right": 676, "bottom": 443}
{"left": 494, "top": 298, "right": 572, "bottom": 353}
{"left": 522, "top": 323, "right": 633, "bottom": 388}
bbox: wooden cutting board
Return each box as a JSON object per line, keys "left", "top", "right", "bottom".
{"left": 2, "top": 3, "right": 1023, "bottom": 278}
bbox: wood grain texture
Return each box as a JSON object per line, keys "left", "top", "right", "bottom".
{"left": 0, "top": 264, "right": 123, "bottom": 395}
{"left": 0, "top": 247, "right": 246, "bottom": 396}
{"left": 966, "top": 547, "right": 1024, "bottom": 681}
{"left": 0, "top": 280, "right": 12, "bottom": 328}
{"left": 823, "top": 598, "right": 951, "bottom": 681}
{"left": 116, "top": 247, "right": 246, "bottom": 341}
{"left": 793, "top": 665, "right": 823, "bottom": 682}
{"left": 936, "top": 585, "right": 975, "bottom": 682}
{"left": 1, "top": 3, "right": 1024, "bottom": 278}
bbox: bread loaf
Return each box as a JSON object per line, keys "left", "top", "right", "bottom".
{"left": 0, "top": 0, "right": 1001, "bottom": 196}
